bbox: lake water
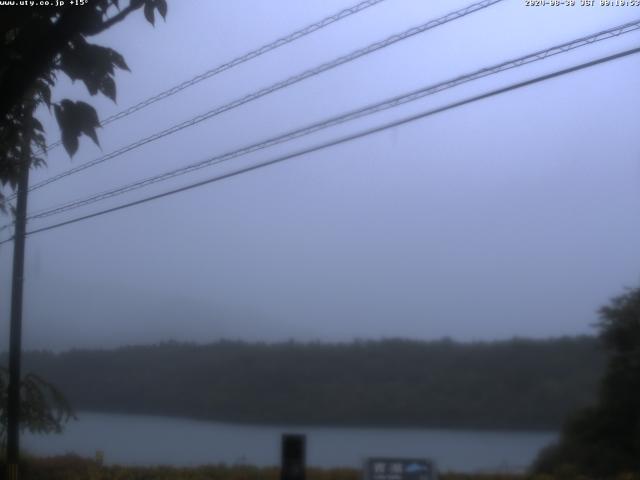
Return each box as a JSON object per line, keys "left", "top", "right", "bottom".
{"left": 23, "top": 412, "right": 557, "bottom": 473}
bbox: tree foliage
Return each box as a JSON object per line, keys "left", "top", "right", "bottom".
{"left": 0, "top": 367, "right": 75, "bottom": 447}
{"left": 11, "top": 336, "right": 604, "bottom": 431}
{"left": 533, "top": 286, "right": 640, "bottom": 476}
{"left": 0, "top": 0, "right": 168, "bottom": 212}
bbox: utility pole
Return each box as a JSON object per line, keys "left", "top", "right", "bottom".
{"left": 6, "top": 110, "right": 32, "bottom": 480}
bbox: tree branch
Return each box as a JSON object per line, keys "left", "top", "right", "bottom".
{"left": 83, "top": 2, "right": 142, "bottom": 36}
{"left": 0, "top": 1, "right": 145, "bottom": 124}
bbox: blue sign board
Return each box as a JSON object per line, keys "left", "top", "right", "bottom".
{"left": 364, "top": 458, "right": 437, "bottom": 480}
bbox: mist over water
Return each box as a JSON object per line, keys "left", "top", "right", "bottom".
{"left": 23, "top": 412, "right": 557, "bottom": 473}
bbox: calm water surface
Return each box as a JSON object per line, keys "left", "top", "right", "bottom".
{"left": 23, "top": 412, "right": 557, "bottom": 473}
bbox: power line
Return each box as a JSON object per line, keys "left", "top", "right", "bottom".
{"left": 2, "top": 45, "right": 637, "bottom": 245}
{"left": 37, "top": 0, "right": 390, "bottom": 154}
{"left": 24, "top": 18, "right": 640, "bottom": 222}
{"left": 25, "top": 0, "right": 504, "bottom": 193}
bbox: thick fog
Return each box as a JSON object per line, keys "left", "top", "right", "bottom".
{"left": 1, "top": 0, "right": 639, "bottom": 351}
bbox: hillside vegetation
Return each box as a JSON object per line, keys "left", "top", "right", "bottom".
{"left": 9, "top": 336, "right": 604, "bottom": 430}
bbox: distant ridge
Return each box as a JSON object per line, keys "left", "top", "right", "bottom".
{"left": 8, "top": 336, "right": 604, "bottom": 430}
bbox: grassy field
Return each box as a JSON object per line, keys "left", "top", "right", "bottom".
{"left": 1, "top": 455, "right": 639, "bottom": 480}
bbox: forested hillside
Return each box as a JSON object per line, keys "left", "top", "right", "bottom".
{"left": 9, "top": 337, "right": 604, "bottom": 430}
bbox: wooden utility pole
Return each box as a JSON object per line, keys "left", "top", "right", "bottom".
{"left": 6, "top": 112, "right": 32, "bottom": 480}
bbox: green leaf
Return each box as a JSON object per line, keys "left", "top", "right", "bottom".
{"left": 109, "top": 49, "right": 130, "bottom": 72}
{"left": 144, "top": 1, "right": 155, "bottom": 25}
{"left": 35, "top": 80, "right": 52, "bottom": 108}
{"left": 61, "top": 129, "right": 80, "bottom": 157}
{"left": 73, "top": 101, "right": 101, "bottom": 146}
{"left": 59, "top": 38, "right": 126, "bottom": 100}
{"left": 54, "top": 103, "right": 79, "bottom": 156}
{"left": 99, "top": 76, "right": 117, "bottom": 102}
{"left": 31, "top": 156, "right": 46, "bottom": 169}
{"left": 156, "top": 0, "right": 167, "bottom": 19}
{"left": 54, "top": 100, "right": 101, "bottom": 157}
{"left": 33, "top": 132, "right": 47, "bottom": 153}
{"left": 31, "top": 117, "right": 44, "bottom": 132}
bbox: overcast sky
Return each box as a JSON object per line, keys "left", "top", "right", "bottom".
{"left": 1, "top": 0, "right": 639, "bottom": 351}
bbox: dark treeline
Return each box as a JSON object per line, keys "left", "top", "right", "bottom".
{"left": 6, "top": 336, "right": 604, "bottom": 430}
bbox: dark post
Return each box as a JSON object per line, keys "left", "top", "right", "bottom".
{"left": 6, "top": 115, "right": 32, "bottom": 480}
{"left": 281, "top": 434, "right": 306, "bottom": 480}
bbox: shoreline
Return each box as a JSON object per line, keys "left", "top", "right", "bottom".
{"left": 68, "top": 409, "right": 562, "bottom": 434}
